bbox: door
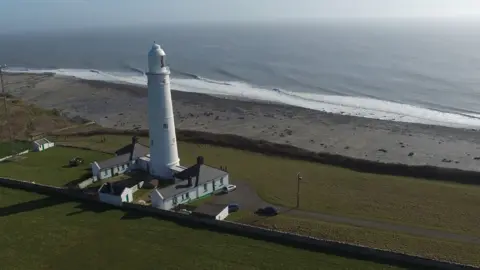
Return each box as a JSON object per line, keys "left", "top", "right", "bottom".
{"left": 125, "top": 194, "right": 129, "bottom": 202}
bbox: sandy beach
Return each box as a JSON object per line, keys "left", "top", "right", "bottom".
{"left": 5, "top": 73, "right": 480, "bottom": 172}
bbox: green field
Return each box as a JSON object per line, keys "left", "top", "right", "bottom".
{"left": 0, "top": 141, "right": 31, "bottom": 157}
{"left": 0, "top": 187, "right": 400, "bottom": 270}
{"left": 54, "top": 134, "right": 480, "bottom": 237}
{"left": 3, "top": 133, "right": 478, "bottom": 266}
{"left": 0, "top": 146, "right": 111, "bottom": 186}
{"left": 227, "top": 211, "right": 480, "bottom": 266}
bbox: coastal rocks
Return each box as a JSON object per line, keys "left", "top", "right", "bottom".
{"left": 378, "top": 148, "right": 387, "bottom": 153}
{"left": 408, "top": 152, "right": 415, "bottom": 157}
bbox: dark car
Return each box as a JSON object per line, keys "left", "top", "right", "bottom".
{"left": 255, "top": 206, "right": 278, "bottom": 216}
{"left": 69, "top": 157, "right": 84, "bottom": 167}
{"left": 228, "top": 203, "right": 240, "bottom": 213}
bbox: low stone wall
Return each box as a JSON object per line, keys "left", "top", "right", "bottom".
{"left": 77, "top": 177, "right": 97, "bottom": 189}
{"left": 122, "top": 202, "right": 477, "bottom": 270}
{"left": 0, "top": 177, "right": 476, "bottom": 270}
{"left": 55, "top": 143, "right": 113, "bottom": 155}
{"left": 57, "top": 129, "right": 480, "bottom": 185}
{"left": 0, "top": 149, "right": 30, "bottom": 162}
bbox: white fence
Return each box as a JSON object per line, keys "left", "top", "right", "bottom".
{"left": 0, "top": 150, "right": 30, "bottom": 162}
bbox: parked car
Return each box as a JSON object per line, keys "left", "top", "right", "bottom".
{"left": 69, "top": 157, "right": 84, "bottom": 167}
{"left": 255, "top": 206, "right": 278, "bottom": 216}
{"left": 178, "top": 209, "right": 192, "bottom": 215}
{"left": 228, "top": 203, "right": 240, "bottom": 213}
{"left": 222, "top": 184, "right": 237, "bottom": 193}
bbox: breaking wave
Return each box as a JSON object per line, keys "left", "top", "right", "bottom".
{"left": 6, "top": 67, "right": 480, "bottom": 129}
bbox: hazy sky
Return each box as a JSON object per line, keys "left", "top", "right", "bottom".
{"left": 1, "top": 0, "right": 480, "bottom": 33}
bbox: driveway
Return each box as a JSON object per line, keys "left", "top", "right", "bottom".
{"left": 210, "top": 179, "right": 480, "bottom": 245}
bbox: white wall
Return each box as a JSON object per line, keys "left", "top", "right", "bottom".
{"left": 198, "top": 181, "right": 213, "bottom": 198}
{"left": 163, "top": 197, "right": 173, "bottom": 210}
{"left": 121, "top": 188, "right": 133, "bottom": 203}
{"left": 34, "top": 142, "right": 54, "bottom": 152}
{"left": 99, "top": 188, "right": 133, "bottom": 206}
{"left": 151, "top": 189, "right": 167, "bottom": 210}
{"left": 0, "top": 150, "right": 29, "bottom": 162}
{"left": 216, "top": 206, "right": 229, "bottom": 220}
{"left": 97, "top": 163, "right": 130, "bottom": 180}
{"left": 151, "top": 174, "right": 230, "bottom": 211}
{"left": 91, "top": 162, "right": 100, "bottom": 178}
{"left": 99, "top": 169, "right": 112, "bottom": 180}
{"left": 45, "top": 142, "right": 54, "bottom": 150}
{"left": 211, "top": 175, "right": 229, "bottom": 193}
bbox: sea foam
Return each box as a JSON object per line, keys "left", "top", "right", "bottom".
{"left": 7, "top": 67, "right": 480, "bottom": 129}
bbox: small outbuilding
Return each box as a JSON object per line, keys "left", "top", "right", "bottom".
{"left": 32, "top": 138, "right": 54, "bottom": 152}
{"left": 192, "top": 204, "right": 229, "bottom": 220}
{"left": 98, "top": 182, "right": 133, "bottom": 206}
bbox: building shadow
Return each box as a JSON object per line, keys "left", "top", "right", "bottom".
{"left": 0, "top": 197, "right": 68, "bottom": 217}
{"left": 121, "top": 210, "right": 147, "bottom": 220}
{"left": 65, "top": 200, "right": 114, "bottom": 216}
{"left": 63, "top": 172, "right": 93, "bottom": 188}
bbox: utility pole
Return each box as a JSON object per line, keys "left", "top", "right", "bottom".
{"left": 296, "top": 172, "right": 302, "bottom": 208}
{"left": 0, "top": 64, "right": 14, "bottom": 155}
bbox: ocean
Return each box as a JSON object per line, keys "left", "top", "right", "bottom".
{"left": 2, "top": 20, "right": 480, "bottom": 128}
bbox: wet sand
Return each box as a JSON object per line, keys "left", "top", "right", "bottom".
{"left": 5, "top": 73, "right": 480, "bottom": 172}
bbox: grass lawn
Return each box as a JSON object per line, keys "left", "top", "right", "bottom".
{"left": 55, "top": 134, "right": 480, "bottom": 238}
{"left": 227, "top": 211, "right": 480, "bottom": 266}
{"left": 0, "top": 187, "right": 401, "bottom": 270}
{"left": 0, "top": 141, "right": 31, "bottom": 157}
{"left": 0, "top": 146, "right": 112, "bottom": 186}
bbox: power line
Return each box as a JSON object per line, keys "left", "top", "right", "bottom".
{"left": 0, "top": 64, "right": 14, "bottom": 155}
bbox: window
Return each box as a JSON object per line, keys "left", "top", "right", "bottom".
{"left": 173, "top": 196, "right": 177, "bottom": 204}
{"left": 220, "top": 177, "right": 224, "bottom": 185}
{"left": 203, "top": 184, "right": 208, "bottom": 192}
{"left": 163, "top": 124, "right": 168, "bottom": 129}
{"left": 186, "top": 192, "right": 190, "bottom": 199}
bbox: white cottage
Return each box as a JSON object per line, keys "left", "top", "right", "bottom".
{"left": 98, "top": 182, "right": 134, "bottom": 206}
{"left": 151, "top": 156, "right": 229, "bottom": 211}
{"left": 91, "top": 136, "right": 149, "bottom": 180}
{"left": 32, "top": 138, "right": 54, "bottom": 152}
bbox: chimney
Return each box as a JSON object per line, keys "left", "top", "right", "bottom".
{"left": 129, "top": 136, "right": 138, "bottom": 161}
{"left": 106, "top": 182, "right": 114, "bottom": 194}
{"left": 187, "top": 177, "right": 192, "bottom": 187}
{"left": 195, "top": 156, "right": 203, "bottom": 187}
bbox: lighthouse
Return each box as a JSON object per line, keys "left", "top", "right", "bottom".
{"left": 147, "top": 43, "right": 180, "bottom": 178}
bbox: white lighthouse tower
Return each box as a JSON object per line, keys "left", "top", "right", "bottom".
{"left": 147, "top": 43, "right": 180, "bottom": 178}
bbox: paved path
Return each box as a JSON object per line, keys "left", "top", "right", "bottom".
{"left": 211, "top": 180, "right": 480, "bottom": 245}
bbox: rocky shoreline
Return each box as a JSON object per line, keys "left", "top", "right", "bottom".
{"left": 5, "top": 72, "right": 480, "bottom": 173}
